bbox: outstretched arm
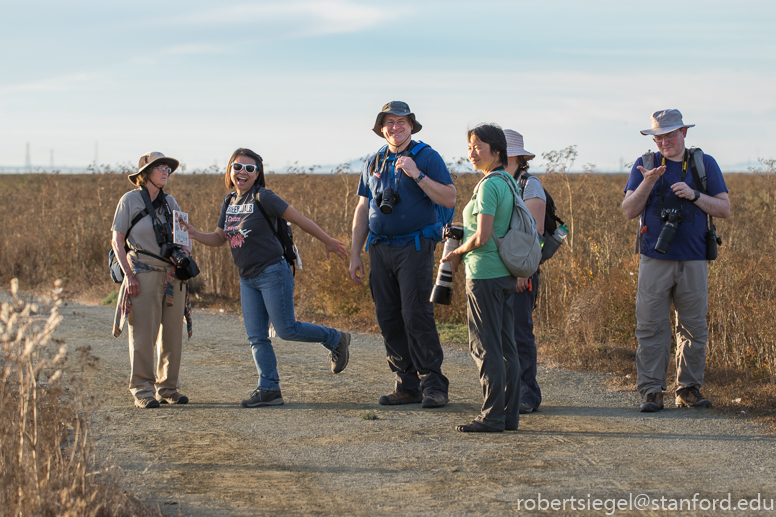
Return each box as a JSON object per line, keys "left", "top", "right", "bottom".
{"left": 622, "top": 164, "right": 667, "bottom": 219}
{"left": 282, "top": 205, "right": 348, "bottom": 261}
{"left": 183, "top": 221, "right": 227, "bottom": 247}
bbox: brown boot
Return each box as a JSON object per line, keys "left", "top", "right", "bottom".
{"left": 639, "top": 391, "right": 664, "bottom": 412}
{"left": 378, "top": 389, "right": 422, "bottom": 405}
{"left": 676, "top": 387, "right": 712, "bottom": 408}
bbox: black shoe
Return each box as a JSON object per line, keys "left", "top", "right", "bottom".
{"left": 421, "top": 392, "right": 448, "bottom": 408}
{"left": 157, "top": 392, "right": 189, "bottom": 405}
{"left": 241, "top": 389, "right": 284, "bottom": 408}
{"left": 639, "top": 391, "right": 664, "bottom": 412}
{"left": 519, "top": 403, "right": 535, "bottom": 414}
{"left": 455, "top": 420, "right": 502, "bottom": 433}
{"left": 378, "top": 390, "right": 422, "bottom": 405}
{"left": 330, "top": 331, "right": 350, "bottom": 374}
{"left": 676, "top": 386, "right": 712, "bottom": 408}
{"left": 134, "top": 397, "right": 160, "bottom": 409}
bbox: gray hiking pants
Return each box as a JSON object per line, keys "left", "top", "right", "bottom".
{"left": 635, "top": 256, "right": 708, "bottom": 395}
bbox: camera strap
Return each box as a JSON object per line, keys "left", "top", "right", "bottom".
{"left": 137, "top": 188, "right": 174, "bottom": 264}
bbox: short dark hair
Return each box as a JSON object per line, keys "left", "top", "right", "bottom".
{"left": 225, "top": 148, "right": 265, "bottom": 190}
{"left": 467, "top": 123, "right": 507, "bottom": 167}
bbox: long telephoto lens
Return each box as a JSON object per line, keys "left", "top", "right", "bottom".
{"left": 430, "top": 225, "right": 464, "bottom": 305}
{"left": 655, "top": 221, "right": 678, "bottom": 254}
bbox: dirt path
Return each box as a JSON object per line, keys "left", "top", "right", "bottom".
{"left": 55, "top": 302, "right": 776, "bottom": 516}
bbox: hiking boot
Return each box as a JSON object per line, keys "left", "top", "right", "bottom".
{"left": 241, "top": 389, "right": 284, "bottom": 408}
{"left": 421, "top": 392, "right": 448, "bottom": 408}
{"left": 134, "top": 397, "right": 160, "bottom": 409}
{"left": 378, "top": 389, "right": 422, "bottom": 405}
{"left": 330, "top": 331, "right": 350, "bottom": 374}
{"left": 676, "top": 386, "right": 712, "bottom": 408}
{"left": 639, "top": 391, "right": 664, "bottom": 412}
{"left": 519, "top": 403, "right": 535, "bottom": 414}
{"left": 157, "top": 392, "right": 189, "bottom": 405}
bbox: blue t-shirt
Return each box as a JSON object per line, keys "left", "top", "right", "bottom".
{"left": 357, "top": 141, "right": 453, "bottom": 247}
{"left": 624, "top": 151, "right": 727, "bottom": 261}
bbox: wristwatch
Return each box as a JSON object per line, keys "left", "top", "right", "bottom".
{"left": 692, "top": 190, "right": 701, "bottom": 202}
{"left": 414, "top": 172, "right": 425, "bottom": 183}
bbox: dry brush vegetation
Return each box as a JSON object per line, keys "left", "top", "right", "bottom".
{"left": 1, "top": 159, "right": 775, "bottom": 413}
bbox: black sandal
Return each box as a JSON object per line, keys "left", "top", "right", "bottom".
{"left": 455, "top": 420, "right": 503, "bottom": 433}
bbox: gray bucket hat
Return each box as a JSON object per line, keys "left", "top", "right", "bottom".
{"left": 372, "top": 101, "right": 422, "bottom": 137}
{"left": 640, "top": 109, "right": 695, "bottom": 136}
{"left": 129, "top": 151, "right": 180, "bottom": 185}
{"left": 503, "top": 129, "right": 535, "bottom": 160}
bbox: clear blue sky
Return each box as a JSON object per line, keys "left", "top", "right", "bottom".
{"left": 2, "top": 0, "right": 774, "bottom": 172}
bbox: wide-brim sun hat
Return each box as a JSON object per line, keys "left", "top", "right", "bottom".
{"left": 372, "top": 101, "right": 422, "bottom": 137}
{"left": 640, "top": 109, "right": 695, "bottom": 136}
{"left": 128, "top": 152, "right": 180, "bottom": 185}
{"left": 503, "top": 129, "right": 535, "bottom": 160}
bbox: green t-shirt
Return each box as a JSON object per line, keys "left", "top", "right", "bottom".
{"left": 462, "top": 172, "right": 517, "bottom": 279}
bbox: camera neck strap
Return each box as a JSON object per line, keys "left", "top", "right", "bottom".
{"left": 139, "top": 187, "right": 171, "bottom": 247}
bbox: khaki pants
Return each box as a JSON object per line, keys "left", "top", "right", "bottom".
{"left": 127, "top": 270, "right": 185, "bottom": 399}
{"left": 635, "top": 256, "right": 708, "bottom": 395}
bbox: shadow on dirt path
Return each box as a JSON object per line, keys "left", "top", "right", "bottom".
{"left": 56, "top": 303, "right": 776, "bottom": 516}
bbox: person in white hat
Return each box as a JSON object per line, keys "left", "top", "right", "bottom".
{"left": 622, "top": 109, "right": 730, "bottom": 413}
{"left": 503, "top": 129, "right": 544, "bottom": 415}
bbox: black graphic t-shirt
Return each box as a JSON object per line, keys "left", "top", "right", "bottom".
{"left": 217, "top": 185, "right": 290, "bottom": 280}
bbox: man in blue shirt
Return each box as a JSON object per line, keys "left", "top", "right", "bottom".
{"left": 622, "top": 109, "right": 730, "bottom": 412}
{"left": 349, "top": 101, "right": 456, "bottom": 408}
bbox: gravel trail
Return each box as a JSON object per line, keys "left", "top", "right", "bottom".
{"left": 55, "top": 302, "right": 776, "bottom": 516}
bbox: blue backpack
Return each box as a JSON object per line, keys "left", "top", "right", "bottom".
{"left": 365, "top": 141, "right": 454, "bottom": 251}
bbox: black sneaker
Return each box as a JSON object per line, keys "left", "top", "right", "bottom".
{"left": 330, "top": 331, "right": 350, "bottom": 374}
{"left": 241, "top": 389, "right": 284, "bottom": 408}
{"left": 421, "top": 392, "right": 448, "bottom": 408}
{"left": 676, "top": 386, "right": 712, "bottom": 408}
{"left": 378, "top": 389, "right": 422, "bottom": 405}
{"left": 157, "top": 392, "right": 189, "bottom": 405}
{"left": 639, "top": 391, "right": 664, "bottom": 412}
{"left": 134, "top": 397, "right": 160, "bottom": 409}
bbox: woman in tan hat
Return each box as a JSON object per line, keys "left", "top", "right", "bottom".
{"left": 111, "top": 152, "right": 192, "bottom": 409}
{"left": 503, "top": 129, "right": 544, "bottom": 415}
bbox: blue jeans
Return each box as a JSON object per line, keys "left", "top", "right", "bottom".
{"left": 240, "top": 260, "right": 341, "bottom": 391}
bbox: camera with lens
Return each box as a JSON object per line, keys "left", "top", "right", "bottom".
{"left": 430, "top": 225, "right": 465, "bottom": 305}
{"left": 654, "top": 208, "right": 682, "bottom": 254}
{"left": 155, "top": 221, "right": 200, "bottom": 280}
{"left": 375, "top": 187, "right": 401, "bottom": 214}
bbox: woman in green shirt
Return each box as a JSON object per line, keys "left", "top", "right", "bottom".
{"left": 442, "top": 123, "right": 520, "bottom": 432}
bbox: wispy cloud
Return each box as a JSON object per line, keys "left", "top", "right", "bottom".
{"left": 0, "top": 72, "right": 101, "bottom": 95}
{"left": 163, "top": 1, "right": 392, "bottom": 38}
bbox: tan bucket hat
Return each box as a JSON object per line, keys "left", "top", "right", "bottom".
{"left": 128, "top": 152, "right": 180, "bottom": 185}
{"left": 640, "top": 109, "right": 695, "bottom": 136}
{"left": 503, "top": 129, "right": 535, "bottom": 160}
{"left": 372, "top": 101, "right": 422, "bottom": 137}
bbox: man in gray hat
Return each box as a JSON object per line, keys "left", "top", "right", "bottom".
{"left": 349, "top": 101, "right": 456, "bottom": 408}
{"left": 622, "top": 109, "right": 730, "bottom": 412}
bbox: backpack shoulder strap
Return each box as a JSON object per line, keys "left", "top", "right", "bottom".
{"left": 407, "top": 140, "right": 428, "bottom": 156}
{"left": 688, "top": 147, "right": 707, "bottom": 192}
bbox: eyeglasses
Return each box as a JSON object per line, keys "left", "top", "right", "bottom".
{"left": 232, "top": 163, "right": 259, "bottom": 173}
{"left": 653, "top": 129, "right": 682, "bottom": 143}
{"left": 154, "top": 165, "right": 172, "bottom": 174}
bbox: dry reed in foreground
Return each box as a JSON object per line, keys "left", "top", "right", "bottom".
{"left": 0, "top": 279, "right": 164, "bottom": 516}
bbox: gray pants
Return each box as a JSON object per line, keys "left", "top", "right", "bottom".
{"left": 466, "top": 276, "right": 519, "bottom": 431}
{"left": 635, "top": 256, "right": 708, "bottom": 395}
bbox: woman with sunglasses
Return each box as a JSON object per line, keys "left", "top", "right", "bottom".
{"left": 185, "top": 148, "right": 351, "bottom": 408}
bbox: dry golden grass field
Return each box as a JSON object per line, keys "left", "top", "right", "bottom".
{"left": 2, "top": 166, "right": 776, "bottom": 514}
